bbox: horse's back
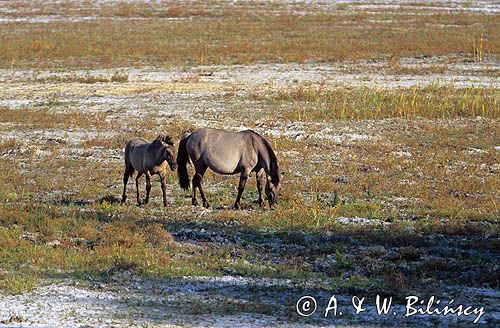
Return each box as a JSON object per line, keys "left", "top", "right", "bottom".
{"left": 187, "top": 128, "right": 259, "bottom": 174}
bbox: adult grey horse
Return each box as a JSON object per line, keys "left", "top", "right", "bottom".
{"left": 122, "top": 135, "right": 177, "bottom": 207}
{"left": 177, "top": 128, "right": 280, "bottom": 209}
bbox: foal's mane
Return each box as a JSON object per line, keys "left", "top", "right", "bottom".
{"left": 156, "top": 135, "right": 174, "bottom": 145}
{"left": 247, "top": 130, "right": 280, "bottom": 185}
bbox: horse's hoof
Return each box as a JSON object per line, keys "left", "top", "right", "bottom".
{"left": 233, "top": 203, "right": 241, "bottom": 210}
{"left": 136, "top": 202, "right": 142, "bottom": 207}
{"left": 192, "top": 200, "right": 199, "bottom": 206}
{"left": 204, "top": 203, "right": 210, "bottom": 209}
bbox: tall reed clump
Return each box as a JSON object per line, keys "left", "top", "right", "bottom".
{"left": 266, "top": 84, "right": 499, "bottom": 120}
{"left": 473, "top": 36, "right": 485, "bottom": 62}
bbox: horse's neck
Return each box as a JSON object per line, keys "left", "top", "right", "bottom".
{"left": 258, "top": 144, "right": 273, "bottom": 177}
{"left": 258, "top": 139, "right": 279, "bottom": 185}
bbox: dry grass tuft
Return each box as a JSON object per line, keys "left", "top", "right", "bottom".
{"left": 0, "top": 107, "right": 109, "bottom": 129}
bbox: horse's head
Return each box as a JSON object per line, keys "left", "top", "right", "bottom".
{"left": 260, "top": 137, "right": 281, "bottom": 208}
{"left": 265, "top": 178, "right": 280, "bottom": 207}
{"left": 156, "top": 136, "right": 177, "bottom": 171}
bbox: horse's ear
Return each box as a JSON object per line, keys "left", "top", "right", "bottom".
{"left": 162, "top": 135, "right": 174, "bottom": 145}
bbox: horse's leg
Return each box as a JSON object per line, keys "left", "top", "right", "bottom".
{"left": 198, "top": 173, "right": 209, "bottom": 209}
{"left": 191, "top": 178, "right": 198, "bottom": 206}
{"left": 192, "top": 162, "right": 209, "bottom": 208}
{"left": 234, "top": 171, "right": 249, "bottom": 210}
{"left": 135, "top": 172, "right": 143, "bottom": 206}
{"left": 256, "top": 169, "right": 264, "bottom": 209}
{"left": 160, "top": 173, "right": 167, "bottom": 207}
{"left": 144, "top": 172, "right": 151, "bottom": 205}
{"left": 121, "top": 171, "right": 130, "bottom": 204}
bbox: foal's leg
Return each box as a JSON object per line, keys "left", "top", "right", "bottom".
{"left": 256, "top": 169, "right": 264, "bottom": 209}
{"left": 160, "top": 173, "right": 168, "bottom": 207}
{"left": 135, "top": 172, "right": 143, "bottom": 206}
{"left": 144, "top": 172, "right": 152, "bottom": 205}
{"left": 234, "top": 170, "right": 250, "bottom": 210}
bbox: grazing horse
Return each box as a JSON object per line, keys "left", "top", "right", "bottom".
{"left": 122, "top": 136, "right": 177, "bottom": 207}
{"left": 177, "top": 128, "right": 280, "bottom": 209}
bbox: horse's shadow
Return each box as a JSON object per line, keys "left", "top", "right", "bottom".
{"left": 98, "top": 195, "right": 122, "bottom": 205}
{"left": 55, "top": 195, "right": 122, "bottom": 207}
{"left": 55, "top": 194, "right": 266, "bottom": 212}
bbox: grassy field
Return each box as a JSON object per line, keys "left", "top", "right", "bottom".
{"left": 0, "top": 79, "right": 498, "bottom": 302}
{"left": 255, "top": 85, "right": 499, "bottom": 119}
{"left": 0, "top": 1, "right": 499, "bottom": 326}
{"left": 0, "top": 1, "right": 498, "bottom": 68}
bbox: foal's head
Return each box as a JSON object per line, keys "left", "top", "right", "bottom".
{"left": 155, "top": 135, "right": 177, "bottom": 171}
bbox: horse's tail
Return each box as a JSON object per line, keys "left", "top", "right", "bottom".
{"left": 177, "top": 133, "right": 191, "bottom": 190}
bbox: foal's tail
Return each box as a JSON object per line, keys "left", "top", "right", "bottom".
{"left": 177, "top": 133, "right": 191, "bottom": 190}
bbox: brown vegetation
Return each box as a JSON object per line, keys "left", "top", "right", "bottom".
{"left": 0, "top": 5, "right": 497, "bottom": 68}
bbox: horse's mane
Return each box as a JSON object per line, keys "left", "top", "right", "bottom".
{"left": 156, "top": 135, "right": 174, "bottom": 145}
{"left": 247, "top": 130, "right": 280, "bottom": 185}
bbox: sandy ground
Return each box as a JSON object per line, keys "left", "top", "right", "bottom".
{"left": 0, "top": 277, "right": 286, "bottom": 328}
{"left": 1, "top": 56, "right": 498, "bottom": 132}
{"left": 1, "top": 275, "right": 497, "bottom": 327}
{"left": 0, "top": 0, "right": 499, "bottom": 24}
